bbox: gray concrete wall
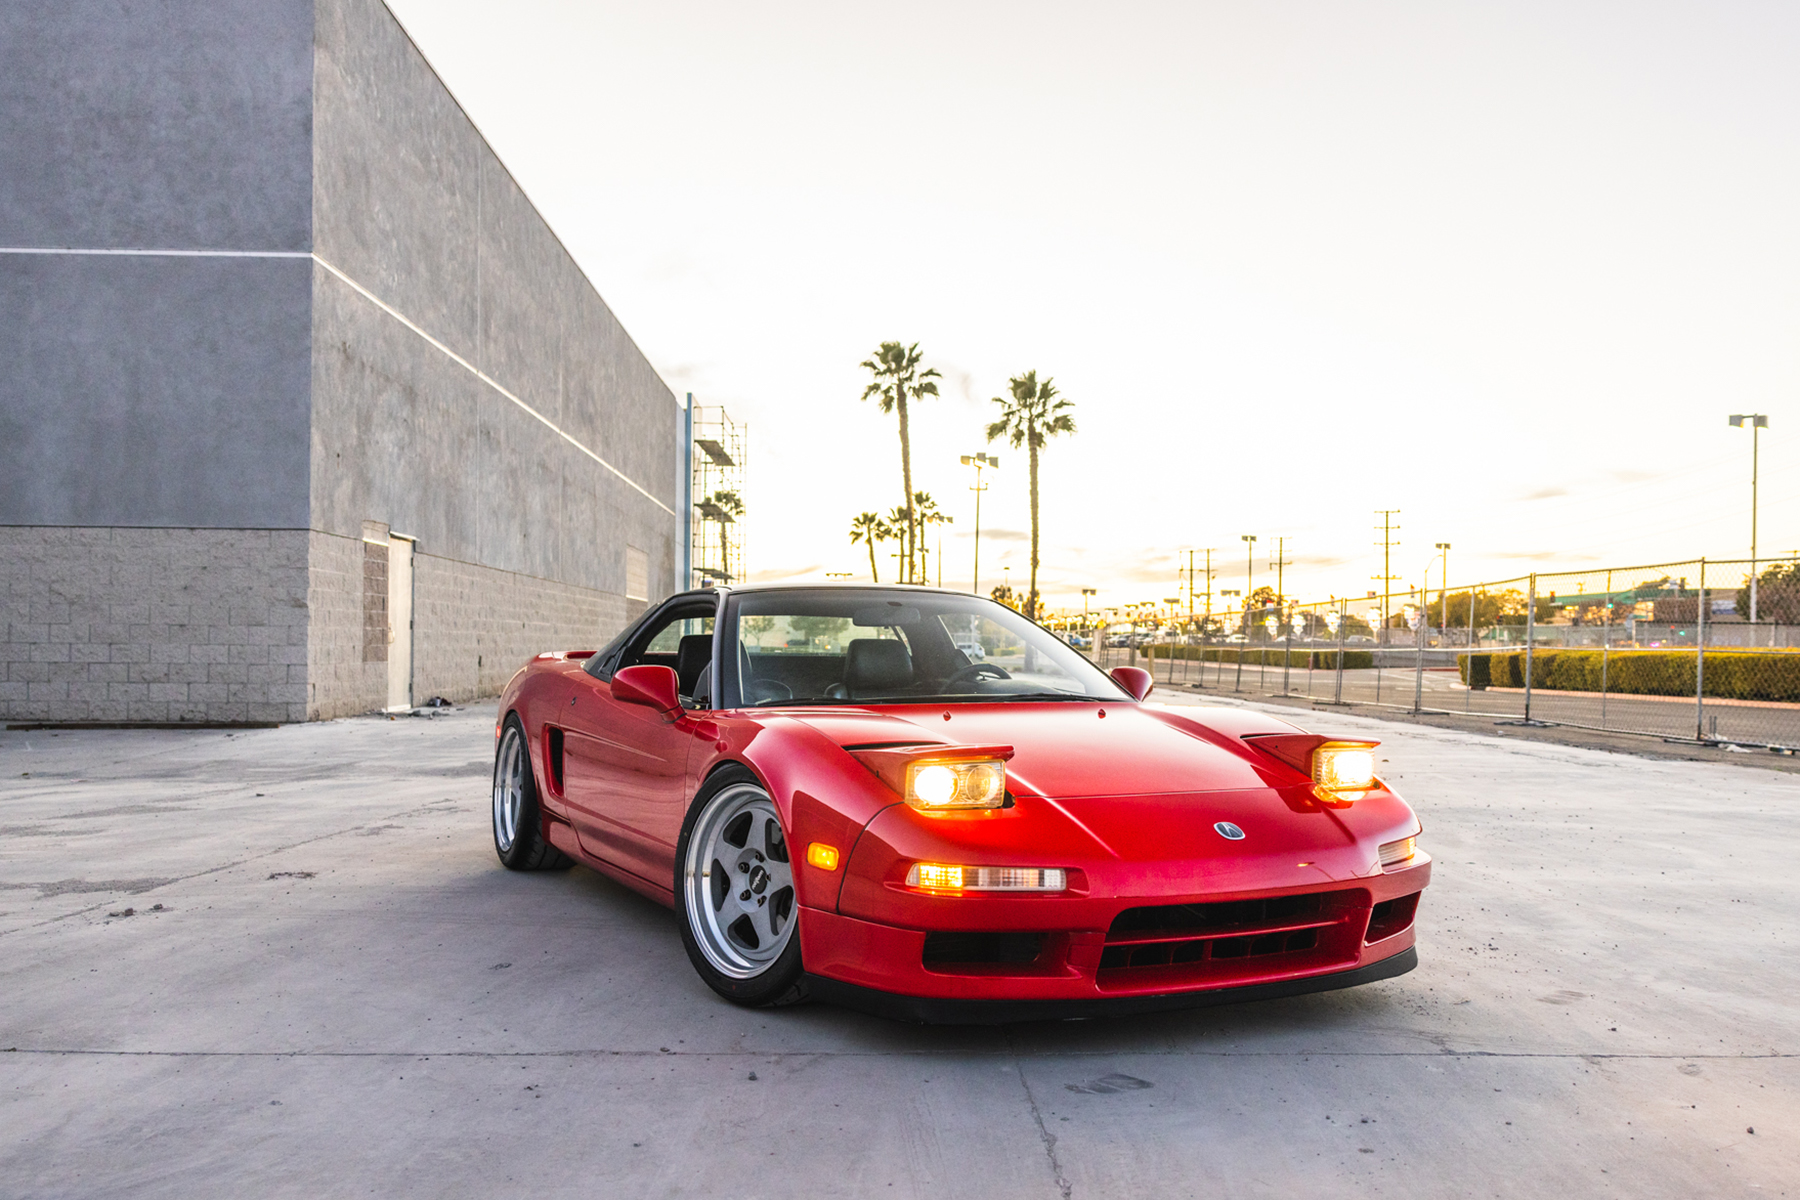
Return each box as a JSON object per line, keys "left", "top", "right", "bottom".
{"left": 310, "top": 0, "right": 681, "bottom": 598}
{"left": 0, "top": 254, "right": 313, "bottom": 528}
{"left": 0, "top": 0, "right": 314, "bottom": 250}
{"left": 0, "top": 0, "right": 316, "bottom": 529}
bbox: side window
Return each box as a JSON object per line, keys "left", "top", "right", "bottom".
{"left": 643, "top": 616, "right": 715, "bottom": 655}
{"left": 622, "top": 605, "right": 717, "bottom": 703}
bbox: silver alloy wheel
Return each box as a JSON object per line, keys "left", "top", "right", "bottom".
{"left": 684, "top": 783, "right": 796, "bottom": 979}
{"left": 493, "top": 724, "right": 525, "bottom": 854}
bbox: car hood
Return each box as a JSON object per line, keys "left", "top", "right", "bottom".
{"left": 787, "top": 705, "right": 1404, "bottom": 883}
{"left": 790, "top": 702, "right": 1276, "bottom": 798}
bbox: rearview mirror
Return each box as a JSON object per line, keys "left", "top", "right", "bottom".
{"left": 854, "top": 605, "right": 921, "bottom": 626}
{"left": 1111, "top": 666, "right": 1154, "bottom": 702}
{"left": 611, "top": 664, "right": 682, "bottom": 715}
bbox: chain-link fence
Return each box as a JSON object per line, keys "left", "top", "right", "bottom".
{"left": 1080, "top": 556, "right": 1800, "bottom": 752}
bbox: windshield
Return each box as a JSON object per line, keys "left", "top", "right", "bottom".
{"left": 725, "top": 589, "right": 1129, "bottom": 706}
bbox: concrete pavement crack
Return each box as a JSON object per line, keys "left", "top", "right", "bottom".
{"left": 1012, "top": 1055, "right": 1074, "bottom": 1200}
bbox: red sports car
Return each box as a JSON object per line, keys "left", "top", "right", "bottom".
{"left": 491, "top": 584, "right": 1428, "bottom": 1022}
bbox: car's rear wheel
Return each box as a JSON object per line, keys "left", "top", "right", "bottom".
{"left": 677, "top": 768, "right": 807, "bottom": 1007}
{"left": 492, "top": 716, "right": 572, "bottom": 871}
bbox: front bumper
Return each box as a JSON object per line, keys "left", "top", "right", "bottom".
{"left": 805, "top": 946, "right": 1418, "bottom": 1024}
{"left": 798, "top": 857, "right": 1429, "bottom": 1023}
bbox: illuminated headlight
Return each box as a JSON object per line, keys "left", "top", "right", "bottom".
{"left": 1379, "top": 836, "right": 1418, "bottom": 869}
{"left": 905, "top": 864, "right": 1066, "bottom": 891}
{"left": 905, "top": 758, "right": 1007, "bottom": 810}
{"left": 1313, "top": 743, "right": 1377, "bottom": 792}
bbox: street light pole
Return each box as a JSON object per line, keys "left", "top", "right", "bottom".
{"left": 961, "top": 453, "right": 998, "bottom": 596}
{"left": 1242, "top": 535, "right": 1257, "bottom": 636}
{"left": 1728, "top": 415, "right": 1767, "bottom": 622}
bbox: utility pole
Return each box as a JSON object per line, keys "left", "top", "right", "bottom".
{"left": 1270, "top": 537, "right": 1291, "bottom": 608}
{"left": 961, "top": 453, "right": 998, "bottom": 596}
{"left": 1729, "top": 416, "right": 1767, "bottom": 622}
{"left": 1241, "top": 535, "right": 1257, "bottom": 638}
{"left": 1186, "top": 550, "right": 1195, "bottom": 626}
{"left": 1202, "top": 548, "right": 1215, "bottom": 634}
{"left": 1374, "top": 510, "right": 1401, "bottom": 644}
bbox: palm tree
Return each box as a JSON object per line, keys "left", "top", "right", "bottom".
{"left": 859, "top": 342, "right": 940, "bottom": 583}
{"left": 911, "top": 491, "right": 953, "bottom": 584}
{"left": 705, "top": 489, "right": 744, "bottom": 520}
{"left": 848, "top": 511, "right": 890, "bottom": 582}
{"left": 986, "top": 371, "right": 1075, "bottom": 619}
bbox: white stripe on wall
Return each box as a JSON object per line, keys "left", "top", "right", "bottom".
{"left": 0, "top": 246, "right": 675, "bottom": 516}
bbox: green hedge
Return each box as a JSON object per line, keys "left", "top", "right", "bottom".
{"left": 1459, "top": 649, "right": 1800, "bottom": 702}
{"left": 1138, "top": 645, "right": 1374, "bottom": 670}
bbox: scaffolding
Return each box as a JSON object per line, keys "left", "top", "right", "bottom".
{"left": 690, "top": 406, "right": 746, "bottom": 587}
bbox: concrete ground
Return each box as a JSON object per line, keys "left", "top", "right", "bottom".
{"left": 0, "top": 697, "right": 1795, "bottom": 1198}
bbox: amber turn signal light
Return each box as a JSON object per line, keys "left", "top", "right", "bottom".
{"left": 806, "top": 842, "right": 841, "bottom": 871}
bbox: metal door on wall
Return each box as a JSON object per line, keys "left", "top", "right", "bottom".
{"left": 387, "top": 535, "right": 414, "bottom": 711}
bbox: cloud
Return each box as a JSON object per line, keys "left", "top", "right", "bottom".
{"left": 1488, "top": 550, "right": 1605, "bottom": 563}
{"left": 980, "top": 528, "right": 1030, "bottom": 542}
{"left": 1517, "top": 486, "right": 1570, "bottom": 501}
{"left": 747, "top": 563, "right": 824, "bottom": 582}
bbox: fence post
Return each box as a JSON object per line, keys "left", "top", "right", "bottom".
{"left": 1233, "top": 609, "right": 1245, "bottom": 692}
{"left": 1696, "top": 558, "right": 1707, "bottom": 742}
{"left": 1282, "top": 608, "right": 1293, "bottom": 695}
{"left": 1466, "top": 585, "right": 1476, "bottom": 714}
{"left": 1524, "top": 574, "right": 1536, "bottom": 724}
{"left": 1334, "top": 599, "right": 1346, "bottom": 704}
{"left": 1412, "top": 605, "right": 1426, "bottom": 715}
{"left": 1600, "top": 568, "right": 1612, "bottom": 729}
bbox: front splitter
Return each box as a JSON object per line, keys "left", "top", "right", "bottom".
{"left": 803, "top": 945, "right": 1417, "bottom": 1025}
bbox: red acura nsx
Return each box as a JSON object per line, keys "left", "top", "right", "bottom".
{"left": 491, "top": 584, "right": 1429, "bottom": 1022}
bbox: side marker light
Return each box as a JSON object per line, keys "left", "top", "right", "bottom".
{"left": 806, "top": 843, "right": 840, "bottom": 871}
{"left": 1379, "top": 836, "right": 1417, "bottom": 869}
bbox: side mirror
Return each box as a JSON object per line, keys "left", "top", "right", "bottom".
{"left": 611, "top": 664, "right": 682, "bottom": 715}
{"left": 1111, "top": 665, "right": 1154, "bottom": 702}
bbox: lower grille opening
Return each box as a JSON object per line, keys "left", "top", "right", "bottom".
{"left": 1366, "top": 892, "right": 1420, "bottom": 942}
{"left": 1101, "top": 927, "right": 1319, "bottom": 970}
{"left": 1110, "top": 892, "right": 1327, "bottom": 938}
{"left": 1098, "top": 889, "right": 1361, "bottom": 981}
{"left": 923, "top": 931, "right": 1045, "bottom": 967}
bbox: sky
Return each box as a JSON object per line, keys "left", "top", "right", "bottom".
{"left": 384, "top": 0, "right": 1800, "bottom": 613}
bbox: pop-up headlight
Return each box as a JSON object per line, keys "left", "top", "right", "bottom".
{"left": 906, "top": 758, "right": 1007, "bottom": 810}
{"left": 1313, "top": 742, "right": 1377, "bottom": 791}
{"left": 850, "top": 743, "right": 1015, "bottom": 812}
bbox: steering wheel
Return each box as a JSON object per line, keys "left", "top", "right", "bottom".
{"left": 749, "top": 678, "right": 793, "bottom": 704}
{"left": 947, "top": 662, "right": 1011, "bottom": 686}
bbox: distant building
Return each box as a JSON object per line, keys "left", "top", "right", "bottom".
{"left": 1, "top": 0, "right": 686, "bottom": 723}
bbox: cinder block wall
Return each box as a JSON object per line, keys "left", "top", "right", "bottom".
{"left": 0, "top": 527, "right": 309, "bottom": 724}
{"left": 303, "top": 533, "right": 631, "bottom": 720}
{"left": 410, "top": 553, "right": 630, "bottom": 705}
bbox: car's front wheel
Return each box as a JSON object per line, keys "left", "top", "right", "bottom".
{"left": 492, "top": 716, "right": 572, "bottom": 871}
{"left": 676, "top": 768, "right": 807, "bottom": 1007}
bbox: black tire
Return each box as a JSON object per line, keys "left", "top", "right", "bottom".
{"left": 675, "top": 765, "right": 809, "bottom": 1007}
{"left": 492, "top": 715, "right": 573, "bottom": 871}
